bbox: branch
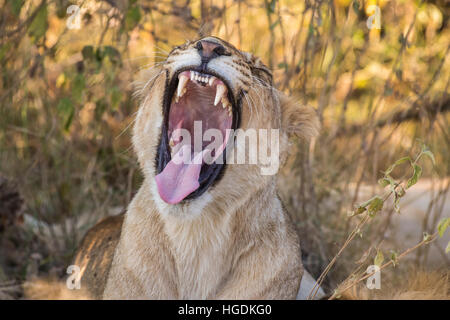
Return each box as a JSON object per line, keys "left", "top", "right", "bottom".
{"left": 337, "top": 95, "right": 450, "bottom": 137}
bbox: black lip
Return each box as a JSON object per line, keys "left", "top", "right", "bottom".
{"left": 155, "top": 67, "right": 242, "bottom": 202}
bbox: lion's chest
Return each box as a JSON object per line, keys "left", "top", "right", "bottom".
{"left": 165, "top": 217, "right": 233, "bottom": 299}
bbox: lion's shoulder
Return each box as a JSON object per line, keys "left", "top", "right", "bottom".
{"left": 72, "top": 214, "right": 124, "bottom": 299}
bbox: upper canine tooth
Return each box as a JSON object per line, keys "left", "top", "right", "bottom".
{"left": 177, "top": 74, "right": 189, "bottom": 97}
{"left": 214, "top": 83, "right": 227, "bottom": 106}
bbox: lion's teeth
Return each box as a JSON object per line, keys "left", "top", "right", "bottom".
{"left": 208, "top": 77, "right": 215, "bottom": 86}
{"left": 190, "top": 71, "right": 195, "bottom": 81}
{"left": 214, "top": 83, "right": 227, "bottom": 106}
{"left": 177, "top": 74, "right": 189, "bottom": 98}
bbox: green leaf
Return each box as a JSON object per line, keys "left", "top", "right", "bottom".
{"left": 125, "top": 6, "right": 141, "bottom": 31}
{"left": 267, "top": 0, "right": 277, "bottom": 13}
{"left": 367, "top": 196, "right": 384, "bottom": 217}
{"left": 95, "top": 47, "right": 104, "bottom": 62}
{"left": 423, "top": 232, "right": 432, "bottom": 242}
{"left": 406, "top": 164, "right": 422, "bottom": 189}
{"left": 57, "top": 98, "right": 73, "bottom": 116}
{"left": 0, "top": 43, "right": 11, "bottom": 62}
{"left": 437, "top": 218, "right": 450, "bottom": 238}
{"left": 9, "top": 0, "right": 24, "bottom": 16}
{"left": 374, "top": 249, "right": 384, "bottom": 267}
{"left": 378, "top": 178, "right": 390, "bottom": 187}
{"left": 384, "top": 156, "right": 411, "bottom": 175}
{"left": 445, "top": 242, "right": 450, "bottom": 254}
{"left": 103, "top": 46, "right": 121, "bottom": 65}
{"left": 28, "top": 4, "right": 48, "bottom": 42}
{"left": 82, "top": 46, "right": 95, "bottom": 61}
{"left": 352, "top": 1, "right": 360, "bottom": 14}
{"left": 421, "top": 150, "right": 436, "bottom": 166}
{"left": 110, "top": 86, "right": 122, "bottom": 111}
{"left": 390, "top": 250, "right": 398, "bottom": 267}
{"left": 72, "top": 74, "right": 85, "bottom": 103}
{"left": 348, "top": 205, "right": 367, "bottom": 217}
{"left": 378, "top": 175, "right": 396, "bottom": 188}
{"left": 95, "top": 98, "right": 108, "bottom": 121}
{"left": 57, "top": 98, "right": 75, "bottom": 130}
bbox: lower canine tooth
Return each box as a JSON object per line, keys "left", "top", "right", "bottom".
{"left": 221, "top": 97, "right": 229, "bottom": 108}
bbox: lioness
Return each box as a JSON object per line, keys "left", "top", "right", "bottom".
{"left": 72, "top": 36, "right": 320, "bottom": 299}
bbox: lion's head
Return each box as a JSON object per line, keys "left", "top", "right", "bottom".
{"left": 133, "top": 36, "right": 319, "bottom": 217}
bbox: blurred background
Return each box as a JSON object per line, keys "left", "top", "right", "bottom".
{"left": 0, "top": 0, "right": 449, "bottom": 299}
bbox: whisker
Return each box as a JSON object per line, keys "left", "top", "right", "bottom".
{"left": 246, "top": 90, "right": 261, "bottom": 121}
{"left": 115, "top": 111, "right": 139, "bottom": 140}
{"left": 153, "top": 44, "right": 170, "bottom": 55}
{"left": 138, "top": 70, "right": 163, "bottom": 96}
{"left": 138, "top": 61, "right": 165, "bottom": 72}
{"left": 243, "top": 92, "right": 254, "bottom": 125}
{"left": 123, "top": 54, "right": 166, "bottom": 62}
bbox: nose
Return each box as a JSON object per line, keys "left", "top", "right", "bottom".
{"left": 196, "top": 40, "right": 226, "bottom": 63}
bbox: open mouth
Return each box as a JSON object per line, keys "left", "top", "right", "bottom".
{"left": 155, "top": 69, "right": 240, "bottom": 204}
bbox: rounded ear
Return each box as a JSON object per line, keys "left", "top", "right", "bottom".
{"left": 279, "top": 93, "right": 320, "bottom": 140}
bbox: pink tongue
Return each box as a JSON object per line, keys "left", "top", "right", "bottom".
{"left": 155, "top": 145, "right": 204, "bottom": 204}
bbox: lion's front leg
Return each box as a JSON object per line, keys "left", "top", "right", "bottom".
{"left": 215, "top": 244, "right": 303, "bottom": 299}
